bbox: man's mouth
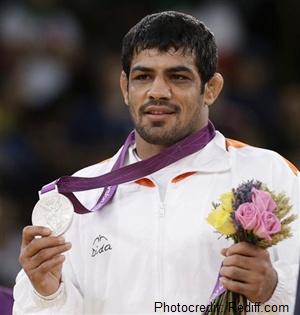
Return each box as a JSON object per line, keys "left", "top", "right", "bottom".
{"left": 144, "top": 106, "right": 176, "bottom": 116}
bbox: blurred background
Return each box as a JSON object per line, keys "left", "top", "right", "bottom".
{"left": 0, "top": 0, "right": 299, "bottom": 288}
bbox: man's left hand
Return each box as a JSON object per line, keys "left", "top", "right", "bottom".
{"left": 220, "top": 242, "right": 277, "bottom": 303}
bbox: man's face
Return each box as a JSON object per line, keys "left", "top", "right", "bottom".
{"left": 121, "top": 48, "right": 209, "bottom": 145}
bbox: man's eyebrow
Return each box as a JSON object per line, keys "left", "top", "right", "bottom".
{"left": 166, "top": 66, "right": 194, "bottom": 73}
{"left": 131, "top": 66, "right": 153, "bottom": 73}
{"left": 131, "top": 66, "right": 194, "bottom": 73}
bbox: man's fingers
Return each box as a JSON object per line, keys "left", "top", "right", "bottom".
{"left": 222, "top": 254, "right": 251, "bottom": 270}
{"left": 23, "top": 236, "right": 67, "bottom": 258}
{"left": 220, "top": 276, "right": 265, "bottom": 303}
{"left": 25, "top": 243, "right": 71, "bottom": 270}
{"left": 221, "top": 248, "right": 227, "bottom": 256}
{"left": 21, "top": 226, "right": 52, "bottom": 248}
{"left": 220, "top": 277, "right": 248, "bottom": 296}
{"left": 28, "top": 255, "right": 65, "bottom": 283}
{"left": 34, "top": 255, "right": 66, "bottom": 274}
{"left": 223, "top": 242, "right": 265, "bottom": 257}
{"left": 220, "top": 266, "right": 251, "bottom": 283}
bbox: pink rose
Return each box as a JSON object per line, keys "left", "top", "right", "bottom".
{"left": 251, "top": 188, "right": 277, "bottom": 212}
{"left": 235, "top": 202, "right": 261, "bottom": 230}
{"left": 253, "top": 211, "right": 281, "bottom": 241}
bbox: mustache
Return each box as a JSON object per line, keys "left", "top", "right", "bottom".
{"left": 139, "top": 100, "right": 180, "bottom": 113}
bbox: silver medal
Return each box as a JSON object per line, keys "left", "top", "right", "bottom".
{"left": 32, "top": 192, "right": 74, "bottom": 236}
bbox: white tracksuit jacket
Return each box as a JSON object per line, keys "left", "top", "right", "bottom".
{"left": 13, "top": 131, "right": 300, "bottom": 314}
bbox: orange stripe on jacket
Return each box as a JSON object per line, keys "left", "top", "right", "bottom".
{"left": 226, "top": 138, "right": 299, "bottom": 176}
{"left": 283, "top": 158, "right": 299, "bottom": 176}
{"left": 225, "top": 138, "right": 249, "bottom": 150}
{"left": 98, "top": 158, "right": 111, "bottom": 164}
{"left": 135, "top": 178, "right": 156, "bottom": 187}
{"left": 171, "top": 172, "right": 197, "bottom": 183}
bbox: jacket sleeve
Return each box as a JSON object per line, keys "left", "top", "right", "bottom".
{"left": 13, "top": 269, "right": 83, "bottom": 314}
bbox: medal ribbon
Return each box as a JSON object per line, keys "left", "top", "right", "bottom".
{"left": 41, "top": 121, "right": 216, "bottom": 214}
{"left": 204, "top": 264, "right": 226, "bottom": 314}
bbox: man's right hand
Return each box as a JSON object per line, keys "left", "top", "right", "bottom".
{"left": 19, "top": 226, "right": 72, "bottom": 296}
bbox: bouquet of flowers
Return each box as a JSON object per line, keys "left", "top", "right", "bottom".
{"left": 206, "top": 180, "right": 297, "bottom": 315}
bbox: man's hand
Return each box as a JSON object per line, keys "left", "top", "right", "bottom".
{"left": 220, "top": 242, "right": 277, "bottom": 303}
{"left": 19, "top": 226, "right": 72, "bottom": 296}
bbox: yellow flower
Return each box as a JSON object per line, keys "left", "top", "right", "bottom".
{"left": 207, "top": 206, "right": 236, "bottom": 235}
{"left": 219, "top": 192, "right": 234, "bottom": 213}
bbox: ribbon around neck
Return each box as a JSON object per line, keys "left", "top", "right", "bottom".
{"left": 40, "top": 121, "right": 216, "bottom": 214}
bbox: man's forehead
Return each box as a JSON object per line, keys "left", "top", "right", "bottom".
{"left": 131, "top": 48, "right": 197, "bottom": 69}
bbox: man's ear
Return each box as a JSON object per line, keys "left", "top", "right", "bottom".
{"left": 203, "top": 73, "right": 224, "bottom": 106}
{"left": 120, "top": 71, "right": 129, "bottom": 105}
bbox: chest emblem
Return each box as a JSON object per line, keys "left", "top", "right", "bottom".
{"left": 91, "top": 234, "right": 112, "bottom": 257}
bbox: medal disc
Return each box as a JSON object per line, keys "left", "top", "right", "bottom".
{"left": 32, "top": 192, "right": 74, "bottom": 236}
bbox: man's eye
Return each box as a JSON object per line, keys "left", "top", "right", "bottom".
{"left": 171, "top": 74, "right": 189, "bottom": 81}
{"left": 134, "top": 74, "right": 151, "bottom": 80}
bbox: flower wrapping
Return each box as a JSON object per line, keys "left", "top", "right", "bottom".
{"left": 206, "top": 180, "right": 297, "bottom": 315}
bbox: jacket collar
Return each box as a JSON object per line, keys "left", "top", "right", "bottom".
{"left": 184, "top": 131, "right": 231, "bottom": 173}
{"left": 125, "top": 130, "right": 231, "bottom": 178}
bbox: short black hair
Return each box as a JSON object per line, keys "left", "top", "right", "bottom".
{"left": 121, "top": 11, "right": 218, "bottom": 87}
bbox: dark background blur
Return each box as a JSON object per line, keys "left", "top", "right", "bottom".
{"left": 0, "top": 0, "right": 300, "bottom": 288}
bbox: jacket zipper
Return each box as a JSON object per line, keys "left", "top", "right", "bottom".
{"left": 157, "top": 201, "right": 165, "bottom": 310}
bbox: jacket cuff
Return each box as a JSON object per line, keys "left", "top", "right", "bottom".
{"left": 263, "top": 266, "right": 287, "bottom": 305}
{"left": 33, "top": 282, "right": 64, "bottom": 302}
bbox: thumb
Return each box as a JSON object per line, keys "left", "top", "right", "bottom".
{"left": 221, "top": 248, "right": 228, "bottom": 257}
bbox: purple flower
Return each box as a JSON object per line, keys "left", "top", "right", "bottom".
{"left": 233, "top": 180, "right": 261, "bottom": 209}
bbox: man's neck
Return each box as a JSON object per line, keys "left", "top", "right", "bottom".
{"left": 135, "top": 132, "right": 169, "bottom": 160}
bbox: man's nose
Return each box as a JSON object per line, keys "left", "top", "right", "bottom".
{"left": 147, "top": 77, "right": 171, "bottom": 99}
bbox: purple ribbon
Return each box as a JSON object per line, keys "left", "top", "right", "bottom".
{"left": 40, "top": 121, "right": 216, "bottom": 214}
{"left": 0, "top": 286, "right": 13, "bottom": 315}
{"left": 204, "top": 264, "right": 226, "bottom": 314}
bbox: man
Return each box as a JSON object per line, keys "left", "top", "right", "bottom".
{"left": 13, "top": 11, "right": 300, "bottom": 314}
